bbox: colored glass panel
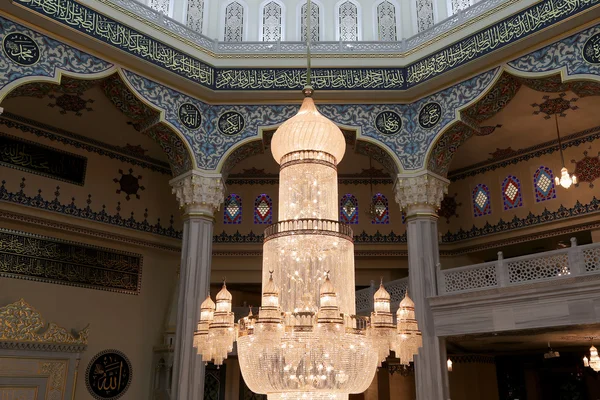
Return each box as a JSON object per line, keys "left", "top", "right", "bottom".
{"left": 254, "top": 194, "right": 273, "bottom": 224}
{"left": 371, "top": 193, "right": 389, "bottom": 224}
{"left": 502, "top": 175, "right": 523, "bottom": 210}
{"left": 340, "top": 194, "right": 359, "bottom": 224}
{"left": 534, "top": 166, "right": 556, "bottom": 202}
{"left": 224, "top": 194, "right": 242, "bottom": 224}
{"left": 472, "top": 184, "right": 491, "bottom": 217}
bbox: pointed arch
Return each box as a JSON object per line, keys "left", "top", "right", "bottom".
{"left": 221, "top": 1, "right": 248, "bottom": 42}
{"left": 335, "top": 0, "right": 362, "bottom": 41}
{"left": 297, "top": 0, "right": 324, "bottom": 42}
{"left": 259, "top": 0, "right": 285, "bottom": 41}
{"left": 373, "top": 0, "right": 400, "bottom": 41}
{"left": 502, "top": 175, "right": 523, "bottom": 210}
{"left": 472, "top": 184, "right": 491, "bottom": 217}
{"left": 340, "top": 194, "right": 359, "bottom": 224}
{"left": 533, "top": 166, "right": 556, "bottom": 202}
{"left": 0, "top": 69, "right": 196, "bottom": 176}
{"left": 371, "top": 193, "right": 389, "bottom": 224}
{"left": 224, "top": 194, "right": 243, "bottom": 224}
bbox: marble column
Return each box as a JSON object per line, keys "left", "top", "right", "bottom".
{"left": 394, "top": 171, "right": 450, "bottom": 400}
{"left": 170, "top": 170, "right": 224, "bottom": 400}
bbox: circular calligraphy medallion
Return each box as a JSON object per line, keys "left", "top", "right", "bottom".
{"left": 418, "top": 102, "right": 442, "bottom": 129}
{"left": 178, "top": 103, "right": 202, "bottom": 130}
{"left": 374, "top": 111, "right": 402, "bottom": 135}
{"left": 85, "top": 349, "right": 132, "bottom": 400}
{"left": 218, "top": 111, "right": 245, "bottom": 136}
{"left": 2, "top": 33, "right": 40, "bottom": 66}
{"left": 583, "top": 33, "right": 600, "bottom": 64}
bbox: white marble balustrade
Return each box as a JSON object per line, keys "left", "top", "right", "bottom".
{"left": 437, "top": 238, "right": 600, "bottom": 295}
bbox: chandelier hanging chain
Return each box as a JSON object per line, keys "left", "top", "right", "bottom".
{"left": 555, "top": 113, "right": 565, "bottom": 167}
{"left": 194, "top": 10, "right": 422, "bottom": 397}
{"left": 305, "top": 0, "right": 312, "bottom": 88}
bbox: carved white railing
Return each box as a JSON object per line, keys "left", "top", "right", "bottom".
{"left": 438, "top": 238, "right": 600, "bottom": 295}
{"left": 355, "top": 277, "right": 408, "bottom": 314}
{"left": 100, "top": 0, "right": 516, "bottom": 55}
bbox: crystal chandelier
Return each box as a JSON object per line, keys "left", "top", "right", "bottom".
{"left": 192, "top": 1, "right": 421, "bottom": 397}
{"left": 583, "top": 345, "right": 600, "bottom": 372}
{"left": 553, "top": 114, "right": 577, "bottom": 189}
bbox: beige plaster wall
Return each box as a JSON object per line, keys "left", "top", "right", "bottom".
{"left": 0, "top": 218, "right": 180, "bottom": 400}
{"left": 0, "top": 121, "right": 182, "bottom": 232}
{"left": 440, "top": 137, "right": 600, "bottom": 239}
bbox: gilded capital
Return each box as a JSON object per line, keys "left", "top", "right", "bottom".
{"left": 170, "top": 170, "right": 225, "bottom": 216}
{"left": 394, "top": 171, "right": 449, "bottom": 214}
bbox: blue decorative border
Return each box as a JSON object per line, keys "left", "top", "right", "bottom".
{"left": 0, "top": 112, "right": 172, "bottom": 175}
{"left": 441, "top": 197, "right": 600, "bottom": 243}
{"left": 10, "top": 0, "right": 600, "bottom": 90}
{"left": 0, "top": 178, "right": 182, "bottom": 239}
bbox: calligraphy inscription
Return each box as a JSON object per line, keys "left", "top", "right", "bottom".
{"left": 179, "top": 103, "right": 202, "bottom": 130}
{"left": 86, "top": 350, "right": 132, "bottom": 400}
{"left": 0, "top": 229, "right": 142, "bottom": 294}
{"left": 0, "top": 132, "right": 87, "bottom": 185}
{"left": 406, "top": 0, "right": 599, "bottom": 85}
{"left": 215, "top": 68, "right": 405, "bottom": 90}
{"left": 2, "top": 33, "right": 40, "bottom": 65}
{"left": 12, "top": 0, "right": 212, "bottom": 85}
{"left": 218, "top": 111, "right": 245, "bottom": 136}
{"left": 375, "top": 111, "right": 402, "bottom": 135}
{"left": 583, "top": 33, "right": 600, "bottom": 64}
{"left": 418, "top": 103, "right": 442, "bottom": 129}
{"left": 12, "top": 0, "right": 599, "bottom": 90}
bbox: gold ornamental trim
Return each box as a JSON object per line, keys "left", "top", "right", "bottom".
{"left": 0, "top": 299, "right": 89, "bottom": 351}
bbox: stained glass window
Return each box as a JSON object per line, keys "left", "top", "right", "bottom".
{"left": 371, "top": 193, "right": 389, "bottom": 224}
{"left": 186, "top": 0, "right": 204, "bottom": 33}
{"left": 337, "top": 1, "right": 359, "bottom": 41}
{"left": 502, "top": 175, "right": 523, "bottom": 210}
{"left": 300, "top": 1, "right": 320, "bottom": 42}
{"left": 534, "top": 166, "right": 556, "bottom": 202}
{"left": 472, "top": 184, "right": 491, "bottom": 217}
{"left": 416, "top": 0, "right": 434, "bottom": 32}
{"left": 261, "top": 1, "right": 283, "bottom": 41}
{"left": 224, "top": 2, "right": 244, "bottom": 42}
{"left": 254, "top": 194, "right": 273, "bottom": 224}
{"left": 340, "top": 194, "right": 359, "bottom": 224}
{"left": 376, "top": 1, "right": 397, "bottom": 41}
{"left": 224, "top": 194, "right": 242, "bottom": 224}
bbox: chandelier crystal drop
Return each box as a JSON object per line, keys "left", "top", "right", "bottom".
{"left": 553, "top": 114, "right": 577, "bottom": 189}
{"left": 193, "top": 90, "right": 422, "bottom": 399}
{"left": 584, "top": 345, "right": 600, "bottom": 372}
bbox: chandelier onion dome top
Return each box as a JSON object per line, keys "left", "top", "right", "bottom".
{"left": 398, "top": 291, "right": 415, "bottom": 309}
{"left": 319, "top": 274, "right": 337, "bottom": 297}
{"left": 374, "top": 282, "right": 391, "bottom": 302}
{"left": 200, "top": 295, "right": 216, "bottom": 313}
{"left": 216, "top": 283, "right": 232, "bottom": 302}
{"left": 270, "top": 95, "right": 346, "bottom": 165}
{"left": 263, "top": 272, "right": 279, "bottom": 296}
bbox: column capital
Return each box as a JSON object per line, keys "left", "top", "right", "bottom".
{"left": 170, "top": 170, "right": 225, "bottom": 217}
{"left": 394, "top": 171, "right": 449, "bottom": 215}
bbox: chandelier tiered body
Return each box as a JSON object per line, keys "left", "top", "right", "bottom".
{"left": 195, "top": 90, "right": 422, "bottom": 400}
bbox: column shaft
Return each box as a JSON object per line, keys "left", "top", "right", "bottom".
{"left": 172, "top": 216, "right": 214, "bottom": 400}
{"left": 406, "top": 214, "right": 449, "bottom": 400}
{"left": 169, "top": 171, "right": 224, "bottom": 400}
{"left": 395, "top": 171, "right": 450, "bottom": 400}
